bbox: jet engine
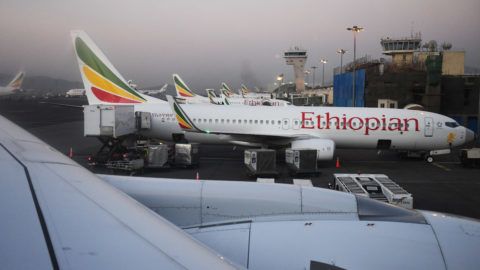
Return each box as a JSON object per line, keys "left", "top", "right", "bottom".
{"left": 291, "top": 138, "right": 335, "bottom": 160}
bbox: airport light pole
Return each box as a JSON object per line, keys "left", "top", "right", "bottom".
{"left": 311, "top": 66, "right": 317, "bottom": 88}
{"left": 347, "top": 25, "right": 364, "bottom": 107}
{"left": 336, "top": 49, "right": 347, "bottom": 74}
{"left": 276, "top": 74, "right": 284, "bottom": 96}
{"left": 320, "top": 59, "right": 328, "bottom": 87}
{"left": 304, "top": 70, "right": 310, "bottom": 88}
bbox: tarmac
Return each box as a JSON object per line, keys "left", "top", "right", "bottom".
{"left": 1, "top": 97, "right": 479, "bottom": 219}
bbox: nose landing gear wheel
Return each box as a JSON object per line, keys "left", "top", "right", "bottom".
{"left": 426, "top": 156, "right": 434, "bottom": 163}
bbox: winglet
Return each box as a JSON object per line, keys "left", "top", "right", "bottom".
{"left": 7, "top": 71, "right": 25, "bottom": 90}
{"left": 173, "top": 74, "right": 196, "bottom": 98}
{"left": 166, "top": 95, "right": 204, "bottom": 132}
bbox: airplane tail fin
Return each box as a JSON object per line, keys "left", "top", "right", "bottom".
{"left": 166, "top": 95, "right": 204, "bottom": 132}
{"left": 205, "top": 89, "right": 220, "bottom": 104}
{"left": 219, "top": 93, "right": 230, "bottom": 105}
{"left": 71, "top": 30, "right": 163, "bottom": 105}
{"left": 159, "top": 83, "right": 168, "bottom": 93}
{"left": 240, "top": 84, "right": 250, "bottom": 97}
{"left": 173, "top": 74, "right": 197, "bottom": 98}
{"left": 221, "top": 82, "right": 234, "bottom": 97}
{"left": 7, "top": 71, "right": 25, "bottom": 90}
{"left": 206, "top": 89, "right": 217, "bottom": 98}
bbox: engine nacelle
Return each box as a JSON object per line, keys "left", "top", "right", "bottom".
{"left": 291, "top": 138, "right": 335, "bottom": 160}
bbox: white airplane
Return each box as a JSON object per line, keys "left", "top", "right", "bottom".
{"left": 127, "top": 80, "right": 168, "bottom": 96}
{"left": 65, "top": 88, "right": 85, "bottom": 97}
{"left": 239, "top": 84, "right": 271, "bottom": 99}
{"left": 220, "top": 93, "right": 291, "bottom": 106}
{"left": 72, "top": 30, "right": 474, "bottom": 161}
{"left": 173, "top": 75, "right": 283, "bottom": 106}
{"left": 220, "top": 82, "right": 240, "bottom": 98}
{"left": 0, "top": 71, "right": 25, "bottom": 96}
{"left": 3, "top": 107, "right": 480, "bottom": 270}
{"left": 138, "top": 83, "right": 168, "bottom": 96}
{"left": 222, "top": 83, "right": 291, "bottom": 106}
{"left": 167, "top": 95, "right": 475, "bottom": 160}
{"left": 173, "top": 74, "right": 224, "bottom": 104}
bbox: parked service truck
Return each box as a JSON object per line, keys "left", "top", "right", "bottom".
{"left": 460, "top": 148, "right": 480, "bottom": 168}
{"left": 84, "top": 105, "right": 136, "bottom": 138}
{"left": 244, "top": 149, "right": 277, "bottom": 177}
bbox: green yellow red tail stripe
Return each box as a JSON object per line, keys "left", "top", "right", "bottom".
{"left": 8, "top": 72, "right": 25, "bottom": 89}
{"left": 74, "top": 36, "right": 146, "bottom": 103}
{"left": 173, "top": 75, "right": 195, "bottom": 98}
{"left": 166, "top": 95, "right": 204, "bottom": 132}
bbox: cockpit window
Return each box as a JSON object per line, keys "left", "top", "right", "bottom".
{"left": 445, "top": 122, "right": 459, "bottom": 128}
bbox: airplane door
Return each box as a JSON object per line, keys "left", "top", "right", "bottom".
{"left": 282, "top": 118, "right": 290, "bottom": 130}
{"left": 424, "top": 117, "right": 433, "bottom": 137}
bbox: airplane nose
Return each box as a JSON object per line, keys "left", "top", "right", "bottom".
{"left": 465, "top": 128, "right": 475, "bottom": 144}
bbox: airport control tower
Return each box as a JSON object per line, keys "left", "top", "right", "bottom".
{"left": 380, "top": 33, "right": 422, "bottom": 67}
{"left": 284, "top": 47, "right": 307, "bottom": 93}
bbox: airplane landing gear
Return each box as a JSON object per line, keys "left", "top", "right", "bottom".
{"left": 425, "top": 156, "right": 434, "bottom": 163}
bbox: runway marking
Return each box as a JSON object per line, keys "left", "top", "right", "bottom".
{"left": 431, "top": 162, "right": 451, "bottom": 171}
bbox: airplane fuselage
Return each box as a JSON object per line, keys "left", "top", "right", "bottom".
{"left": 133, "top": 103, "right": 470, "bottom": 151}
{"left": 0, "top": 86, "right": 18, "bottom": 96}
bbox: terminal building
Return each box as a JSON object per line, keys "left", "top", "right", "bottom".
{"left": 333, "top": 33, "right": 480, "bottom": 133}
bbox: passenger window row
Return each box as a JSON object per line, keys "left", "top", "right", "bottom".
{"left": 191, "top": 118, "right": 279, "bottom": 125}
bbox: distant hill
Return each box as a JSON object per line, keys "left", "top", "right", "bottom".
{"left": 0, "top": 73, "right": 82, "bottom": 95}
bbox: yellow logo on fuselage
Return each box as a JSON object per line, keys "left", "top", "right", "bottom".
{"left": 447, "top": 132, "right": 456, "bottom": 144}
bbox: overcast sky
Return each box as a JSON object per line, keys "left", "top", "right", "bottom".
{"left": 1, "top": 0, "right": 479, "bottom": 91}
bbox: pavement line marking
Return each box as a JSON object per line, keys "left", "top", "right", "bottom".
{"left": 432, "top": 162, "right": 451, "bottom": 171}
{"left": 437, "top": 161, "right": 461, "bottom": 164}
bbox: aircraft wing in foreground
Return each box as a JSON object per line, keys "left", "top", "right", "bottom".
{"left": 0, "top": 115, "right": 239, "bottom": 270}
